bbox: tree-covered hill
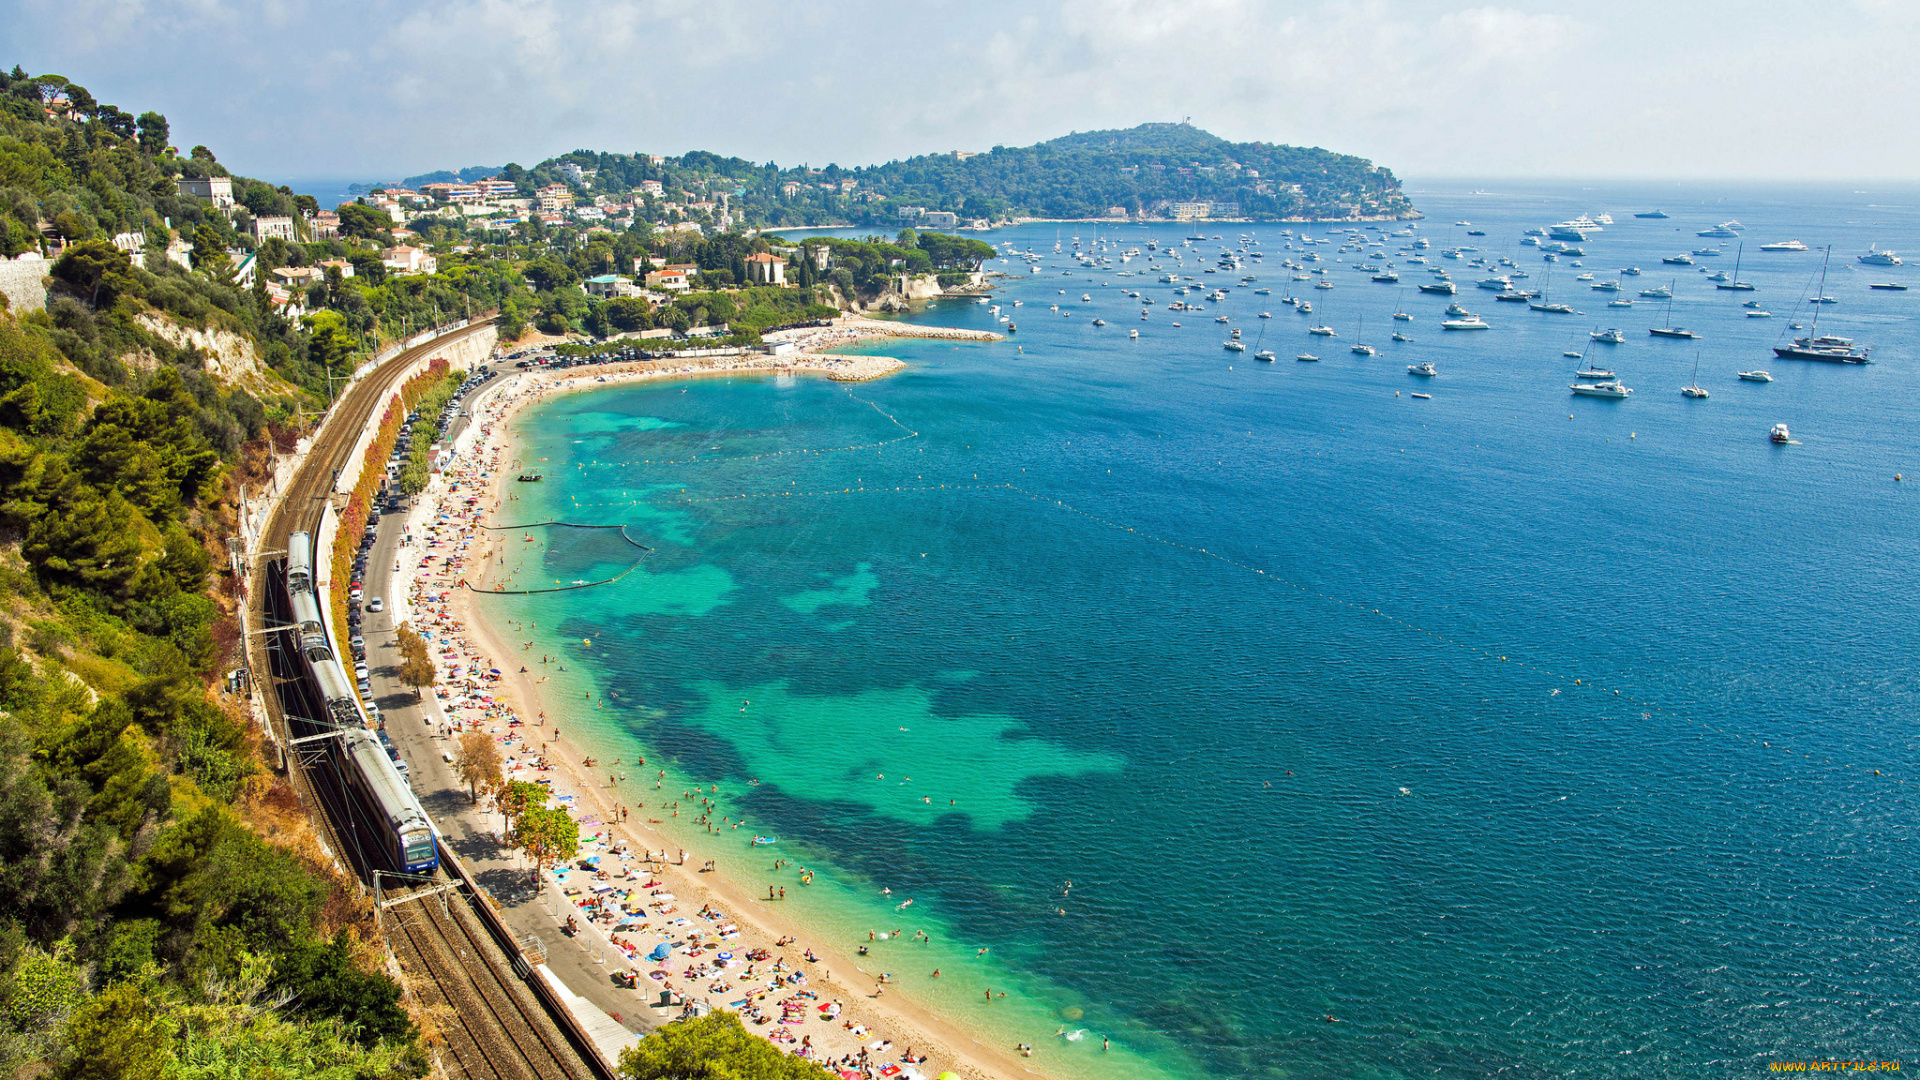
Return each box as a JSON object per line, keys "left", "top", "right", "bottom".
{"left": 0, "top": 68, "right": 429, "bottom": 1079}
{"left": 851, "top": 122, "right": 1415, "bottom": 221}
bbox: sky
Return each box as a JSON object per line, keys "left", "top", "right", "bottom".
{"left": 9, "top": 0, "right": 1920, "bottom": 185}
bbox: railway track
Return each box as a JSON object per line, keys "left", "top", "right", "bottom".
{"left": 384, "top": 882, "right": 594, "bottom": 1080}
{"left": 242, "top": 322, "right": 602, "bottom": 1080}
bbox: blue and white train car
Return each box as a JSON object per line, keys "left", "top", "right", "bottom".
{"left": 341, "top": 727, "right": 438, "bottom": 873}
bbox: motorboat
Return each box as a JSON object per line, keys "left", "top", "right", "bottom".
{"left": 1529, "top": 300, "right": 1576, "bottom": 314}
{"left": 1698, "top": 222, "right": 1742, "bottom": 238}
{"left": 1495, "top": 291, "right": 1534, "bottom": 302}
{"left": 1868, "top": 282, "right": 1908, "bottom": 290}
{"left": 1738, "top": 370, "right": 1772, "bottom": 382}
{"left": 1591, "top": 328, "right": 1626, "bottom": 344}
{"left": 1442, "top": 317, "right": 1491, "bottom": 330}
{"left": 1635, "top": 210, "right": 1670, "bottom": 219}
{"left": 1409, "top": 362, "right": 1437, "bottom": 377}
{"left": 1759, "top": 240, "right": 1808, "bottom": 252}
{"left": 1591, "top": 281, "right": 1621, "bottom": 292}
{"left": 1418, "top": 281, "right": 1457, "bottom": 295}
{"left": 1571, "top": 381, "right": 1632, "bottom": 398}
{"left": 1296, "top": 353, "right": 1319, "bottom": 361}
{"left": 1661, "top": 255, "right": 1694, "bottom": 266}
{"left": 1092, "top": 318, "right": 1106, "bottom": 326}
{"left": 1771, "top": 423, "right": 1791, "bottom": 443}
{"left": 1639, "top": 286, "right": 1672, "bottom": 299}
{"left": 1859, "top": 246, "right": 1902, "bottom": 267}
{"left": 1746, "top": 309, "right": 1772, "bottom": 317}
{"left": 1445, "top": 302, "right": 1471, "bottom": 316}
{"left": 1410, "top": 392, "right": 1432, "bottom": 399}
{"left": 1224, "top": 339, "right": 1246, "bottom": 352}
{"left": 1608, "top": 299, "right": 1635, "bottom": 308}
{"left": 1129, "top": 329, "right": 1139, "bottom": 339}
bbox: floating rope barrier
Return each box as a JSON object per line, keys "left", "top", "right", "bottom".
{"left": 568, "top": 392, "right": 919, "bottom": 471}
{"left": 463, "top": 521, "right": 653, "bottom": 596}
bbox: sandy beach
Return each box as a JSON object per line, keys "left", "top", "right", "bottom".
{"left": 395, "top": 331, "right": 1059, "bottom": 1080}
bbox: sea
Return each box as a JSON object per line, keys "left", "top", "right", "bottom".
{"left": 488, "top": 181, "right": 1920, "bottom": 1079}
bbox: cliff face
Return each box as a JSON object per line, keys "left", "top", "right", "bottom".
{"left": 137, "top": 312, "right": 263, "bottom": 381}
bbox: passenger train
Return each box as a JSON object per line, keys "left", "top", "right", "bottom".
{"left": 285, "top": 530, "right": 437, "bottom": 874}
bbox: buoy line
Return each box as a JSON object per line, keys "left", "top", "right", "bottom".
{"left": 569, "top": 391, "right": 919, "bottom": 471}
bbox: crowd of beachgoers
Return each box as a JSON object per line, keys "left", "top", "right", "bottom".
{"left": 384, "top": 357, "right": 1012, "bottom": 1080}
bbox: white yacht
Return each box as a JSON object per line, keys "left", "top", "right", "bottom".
{"left": 1759, "top": 240, "right": 1808, "bottom": 252}
{"left": 1771, "top": 423, "right": 1791, "bottom": 443}
{"left": 1739, "top": 370, "right": 1772, "bottom": 382}
{"left": 1442, "top": 316, "right": 1492, "bottom": 330}
{"left": 1859, "top": 246, "right": 1902, "bottom": 266}
{"left": 1409, "top": 362, "right": 1437, "bottom": 377}
{"left": 1697, "top": 222, "right": 1743, "bottom": 238}
{"left": 1571, "top": 381, "right": 1632, "bottom": 398}
{"left": 1591, "top": 328, "right": 1626, "bottom": 344}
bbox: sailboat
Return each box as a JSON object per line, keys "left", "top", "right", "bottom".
{"left": 1715, "top": 242, "right": 1755, "bottom": 291}
{"left": 1351, "top": 313, "right": 1375, "bottom": 355}
{"left": 1649, "top": 281, "right": 1695, "bottom": 338}
{"left": 1773, "top": 247, "right": 1869, "bottom": 362}
{"left": 1252, "top": 321, "right": 1275, "bottom": 361}
{"left": 1529, "top": 263, "right": 1574, "bottom": 313}
{"left": 1681, "top": 352, "right": 1709, "bottom": 398}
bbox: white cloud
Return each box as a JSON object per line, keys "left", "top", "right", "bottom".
{"left": 7, "top": 0, "right": 1919, "bottom": 181}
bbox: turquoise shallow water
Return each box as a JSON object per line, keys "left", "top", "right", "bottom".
{"left": 493, "top": 182, "right": 1920, "bottom": 1078}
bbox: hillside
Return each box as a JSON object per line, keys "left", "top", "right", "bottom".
{"left": 850, "top": 122, "right": 1416, "bottom": 221}
{"left": 0, "top": 68, "right": 430, "bottom": 1078}
{"left": 365, "top": 122, "right": 1413, "bottom": 232}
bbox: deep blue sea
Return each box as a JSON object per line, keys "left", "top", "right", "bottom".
{"left": 494, "top": 182, "right": 1920, "bottom": 1079}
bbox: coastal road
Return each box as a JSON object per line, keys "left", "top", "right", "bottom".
{"left": 244, "top": 321, "right": 603, "bottom": 1080}
{"left": 356, "top": 376, "right": 660, "bottom": 1046}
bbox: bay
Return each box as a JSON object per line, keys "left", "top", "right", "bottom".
{"left": 494, "top": 181, "right": 1920, "bottom": 1079}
